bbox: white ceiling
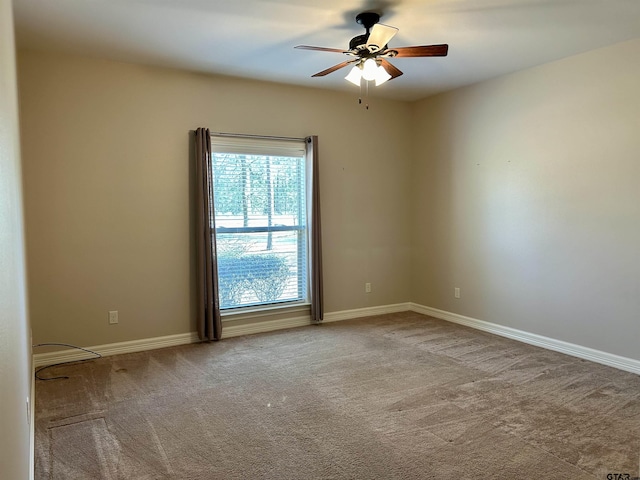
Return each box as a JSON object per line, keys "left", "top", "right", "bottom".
{"left": 12, "top": 0, "right": 640, "bottom": 101}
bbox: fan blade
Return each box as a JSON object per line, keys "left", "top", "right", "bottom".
{"left": 379, "top": 59, "right": 403, "bottom": 80}
{"left": 366, "top": 24, "right": 398, "bottom": 52}
{"left": 312, "top": 59, "right": 358, "bottom": 77}
{"left": 391, "top": 44, "right": 449, "bottom": 58}
{"left": 295, "top": 45, "right": 348, "bottom": 54}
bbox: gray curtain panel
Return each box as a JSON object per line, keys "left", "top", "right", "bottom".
{"left": 195, "top": 128, "right": 222, "bottom": 341}
{"left": 307, "top": 135, "right": 324, "bottom": 323}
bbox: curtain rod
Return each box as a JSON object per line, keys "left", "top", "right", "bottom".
{"left": 209, "top": 132, "right": 306, "bottom": 142}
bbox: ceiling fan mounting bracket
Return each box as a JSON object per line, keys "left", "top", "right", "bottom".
{"left": 355, "top": 12, "right": 381, "bottom": 32}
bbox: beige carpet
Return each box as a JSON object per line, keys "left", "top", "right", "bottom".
{"left": 35, "top": 312, "right": 640, "bottom": 479}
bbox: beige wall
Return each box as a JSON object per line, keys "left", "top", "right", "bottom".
{"left": 18, "top": 39, "right": 640, "bottom": 363}
{"left": 0, "top": 0, "right": 32, "bottom": 478}
{"left": 18, "top": 50, "right": 413, "bottom": 347}
{"left": 411, "top": 39, "right": 640, "bottom": 360}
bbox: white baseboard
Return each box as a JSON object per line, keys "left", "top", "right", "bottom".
{"left": 411, "top": 303, "right": 640, "bottom": 376}
{"left": 33, "top": 302, "right": 640, "bottom": 376}
{"left": 33, "top": 332, "right": 200, "bottom": 368}
{"left": 323, "top": 303, "right": 411, "bottom": 323}
{"left": 32, "top": 304, "right": 410, "bottom": 368}
{"left": 221, "top": 303, "right": 410, "bottom": 335}
{"left": 222, "top": 315, "right": 311, "bottom": 338}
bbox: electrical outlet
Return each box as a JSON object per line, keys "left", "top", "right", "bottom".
{"left": 454, "top": 287, "right": 460, "bottom": 299}
{"left": 365, "top": 282, "right": 372, "bottom": 293}
{"left": 109, "top": 310, "right": 119, "bottom": 324}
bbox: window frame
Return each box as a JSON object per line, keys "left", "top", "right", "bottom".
{"left": 209, "top": 133, "right": 312, "bottom": 314}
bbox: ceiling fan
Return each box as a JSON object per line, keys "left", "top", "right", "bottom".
{"left": 295, "top": 12, "right": 448, "bottom": 87}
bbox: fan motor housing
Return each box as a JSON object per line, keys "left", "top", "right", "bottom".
{"left": 349, "top": 34, "right": 369, "bottom": 51}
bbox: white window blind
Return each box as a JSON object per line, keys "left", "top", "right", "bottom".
{"left": 210, "top": 135, "right": 308, "bottom": 310}
{"left": 211, "top": 135, "right": 305, "bottom": 158}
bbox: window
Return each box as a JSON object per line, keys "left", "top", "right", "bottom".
{"left": 210, "top": 135, "right": 309, "bottom": 310}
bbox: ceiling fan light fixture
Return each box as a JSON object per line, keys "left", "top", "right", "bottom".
{"left": 345, "top": 61, "right": 391, "bottom": 87}
{"left": 345, "top": 65, "right": 362, "bottom": 86}
{"left": 361, "top": 58, "right": 378, "bottom": 81}
{"left": 374, "top": 65, "right": 392, "bottom": 86}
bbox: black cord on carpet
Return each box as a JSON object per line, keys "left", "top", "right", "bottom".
{"left": 33, "top": 343, "right": 102, "bottom": 381}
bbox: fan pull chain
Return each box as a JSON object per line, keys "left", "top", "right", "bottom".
{"left": 357, "top": 80, "right": 371, "bottom": 110}
{"left": 365, "top": 81, "right": 369, "bottom": 110}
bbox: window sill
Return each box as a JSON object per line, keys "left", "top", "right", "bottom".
{"left": 220, "top": 303, "right": 311, "bottom": 323}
